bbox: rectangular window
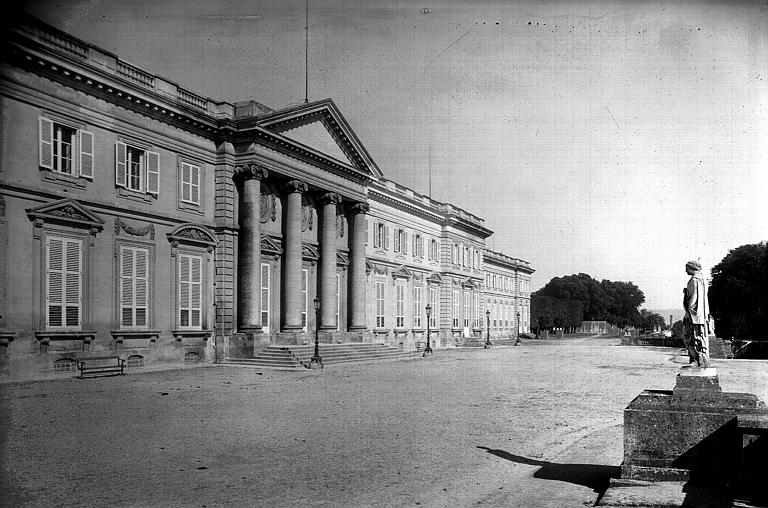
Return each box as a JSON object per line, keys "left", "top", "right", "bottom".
{"left": 413, "top": 286, "right": 422, "bottom": 328}
{"left": 464, "top": 291, "right": 470, "bottom": 328}
{"left": 396, "top": 282, "right": 405, "bottom": 328}
{"left": 261, "top": 263, "right": 270, "bottom": 332}
{"left": 46, "top": 236, "right": 82, "bottom": 329}
{"left": 394, "top": 229, "right": 401, "bottom": 253}
{"left": 429, "top": 288, "right": 437, "bottom": 328}
{"left": 301, "top": 269, "right": 308, "bottom": 330}
{"left": 120, "top": 246, "right": 149, "bottom": 328}
{"left": 39, "top": 117, "right": 93, "bottom": 178}
{"left": 474, "top": 294, "right": 481, "bottom": 328}
{"left": 115, "top": 142, "right": 159, "bottom": 194}
{"left": 452, "top": 290, "right": 460, "bottom": 328}
{"left": 179, "top": 253, "right": 202, "bottom": 329}
{"left": 180, "top": 162, "right": 200, "bottom": 205}
{"left": 375, "top": 281, "right": 385, "bottom": 328}
{"left": 493, "top": 300, "right": 497, "bottom": 328}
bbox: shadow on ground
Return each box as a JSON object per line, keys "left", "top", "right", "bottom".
{"left": 477, "top": 446, "right": 619, "bottom": 494}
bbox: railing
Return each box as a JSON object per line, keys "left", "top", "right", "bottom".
{"left": 116, "top": 60, "right": 155, "bottom": 87}
{"left": 39, "top": 28, "right": 88, "bottom": 58}
{"left": 178, "top": 87, "right": 207, "bottom": 111}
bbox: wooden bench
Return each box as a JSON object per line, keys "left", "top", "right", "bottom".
{"left": 77, "top": 356, "right": 125, "bottom": 379}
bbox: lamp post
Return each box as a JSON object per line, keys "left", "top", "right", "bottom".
{"left": 423, "top": 304, "right": 433, "bottom": 356}
{"left": 309, "top": 296, "right": 323, "bottom": 368}
{"left": 515, "top": 311, "right": 522, "bottom": 346}
{"left": 485, "top": 309, "right": 491, "bottom": 348}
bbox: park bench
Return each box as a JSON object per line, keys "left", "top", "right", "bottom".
{"left": 77, "top": 356, "right": 125, "bottom": 379}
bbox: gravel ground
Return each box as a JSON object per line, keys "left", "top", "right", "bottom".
{"left": 1, "top": 336, "right": 766, "bottom": 508}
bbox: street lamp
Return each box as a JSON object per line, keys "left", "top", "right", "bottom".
{"left": 423, "top": 304, "right": 433, "bottom": 356}
{"left": 309, "top": 296, "right": 323, "bottom": 369}
{"left": 515, "top": 312, "right": 522, "bottom": 346}
{"left": 485, "top": 309, "right": 491, "bottom": 348}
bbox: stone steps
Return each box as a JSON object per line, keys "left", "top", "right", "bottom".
{"left": 224, "top": 343, "right": 423, "bottom": 369}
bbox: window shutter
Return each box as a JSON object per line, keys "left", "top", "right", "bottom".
{"left": 121, "top": 248, "right": 134, "bottom": 326}
{"left": 135, "top": 249, "right": 148, "bottom": 327}
{"left": 146, "top": 151, "right": 160, "bottom": 195}
{"left": 181, "top": 163, "right": 191, "bottom": 202}
{"left": 79, "top": 130, "right": 94, "bottom": 178}
{"left": 64, "top": 239, "right": 81, "bottom": 327}
{"left": 384, "top": 225, "right": 389, "bottom": 250}
{"left": 115, "top": 142, "right": 127, "bottom": 187}
{"left": 39, "top": 117, "right": 54, "bottom": 169}
{"left": 179, "top": 255, "right": 190, "bottom": 327}
{"left": 420, "top": 236, "right": 425, "bottom": 258}
{"left": 403, "top": 232, "right": 408, "bottom": 254}
{"left": 46, "top": 237, "right": 64, "bottom": 327}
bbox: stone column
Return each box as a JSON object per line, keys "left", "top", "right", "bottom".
{"left": 281, "top": 180, "right": 308, "bottom": 332}
{"left": 319, "top": 193, "right": 341, "bottom": 330}
{"left": 348, "top": 202, "right": 369, "bottom": 331}
{"left": 235, "top": 164, "right": 268, "bottom": 332}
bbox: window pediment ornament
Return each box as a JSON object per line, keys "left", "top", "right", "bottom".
{"left": 336, "top": 250, "right": 349, "bottom": 268}
{"left": 427, "top": 273, "right": 442, "bottom": 285}
{"left": 365, "top": 259, "right": 373, "bottom": 275}
{"left": 302, "top": 243, "right": 319, "bottom": 265}
{"left": 26, "top": 198, "right": 104, "bottom": 241}
{"left": 461, "top": 278, "right": 477, "bottom": 289}
{"left": 115, "top": 217, "right": 155, "bottom": 240}
{"left": 261, "top": 236, "right": 283, "bottom": 259}
{"left": 166, "top": 224, "right": 217, "bottom": 253}
{"left": 391, "top": 265, "right": 413, "bottom": 281}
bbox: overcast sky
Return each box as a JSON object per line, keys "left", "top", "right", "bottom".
{"left": 22, "top": 0, "right": 768, "bottom": 311}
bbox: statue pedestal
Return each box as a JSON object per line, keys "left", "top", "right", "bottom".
{"left": 620, "top": 367, "right": 764, "bottom": 482}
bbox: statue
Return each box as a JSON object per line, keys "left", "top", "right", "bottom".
{"left": 682, "top": 260, "right": 711, "bottom": 368}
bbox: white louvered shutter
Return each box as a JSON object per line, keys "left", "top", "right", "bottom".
{"left": 403, "top": 232, "right": 408, "bottom": 255}
{"left": 64, "top": 239, "right": 82, "bottom": 327}
{"left": 39, "top": 117, "right": 54, "bottom": 169}
{"left": 146, "top": 151, "right": 160, "bottom": 194}
{"left": 115, "top": 142, "right": 127, "bottom": 187}
{"left": 79, "top": 130, "right": 94, "bottom": 178}
{"left": 384, "top": 225, "right": 390, "bottom": 250}
{"left": 190, "top": 256, "right": 202, "bottom": 327}
{"left": 135, "top": 249, "right": 148, "bottom": 326}
{"left": 121, "top": 247, "right": 134, "bottom": 327}
{"left": 46, "top": 237, "right": 64, "bottom": 327}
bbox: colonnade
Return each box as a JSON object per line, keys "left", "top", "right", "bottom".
{"left": 235, "top": 164, "right": 369, "bottom": 335}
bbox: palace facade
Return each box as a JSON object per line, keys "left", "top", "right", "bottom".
{"left": 0, "top": 14, "right": 533, "bottom": 378}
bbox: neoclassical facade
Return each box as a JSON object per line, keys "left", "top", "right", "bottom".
{"left": 0, "top": 14, "right": 533, "bottom": 378}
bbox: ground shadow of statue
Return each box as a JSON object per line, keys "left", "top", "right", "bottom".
{"left": 476, "top": 446, "right": 618, "bottom": 494}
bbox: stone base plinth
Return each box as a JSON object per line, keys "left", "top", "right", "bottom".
{"left": 621, "top": 368, "right": 766, "bottom": 482}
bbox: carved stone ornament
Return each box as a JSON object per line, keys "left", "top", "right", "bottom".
{"left": 374, "top": 265, "right": 388, "bottom": 275}
{"left": 49, "top": 205, "right": 89, "bottom": 221}
{"left": 320, "top": 192, "right": 342, "bottom": 206}
{"left": 301, "top": 194, "right": 314, "bottom": 232}
{"left": 336, "top": 210, "right": 345, "bottom": 238}
{"left": 282, "top": 179, "right": 308, "bottom": 194}
{"left": 234, "top": 163, "right": 268, "bottom": 181}
{"left": 260, "top": 188, "right": 277, "bottom": 224}
{"left": 166, "top": 224, "right": 218, "bottom": 252}
{"left": 349, "top": 202, "right": 370, "bottom": 215}
{"left": 115, "top": 217, "right": 155, "bottom": 240}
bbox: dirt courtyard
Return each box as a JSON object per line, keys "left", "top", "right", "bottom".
{"left": 1, "top": 337, "right": 766, "bottom": 507}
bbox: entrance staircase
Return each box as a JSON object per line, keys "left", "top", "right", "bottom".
{"left": 224, "top": 343, "right": 423, "bottom": 370}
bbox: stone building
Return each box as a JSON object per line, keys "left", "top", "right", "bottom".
{"left": 0, "top": 14, "right": 533, "bottom": 378}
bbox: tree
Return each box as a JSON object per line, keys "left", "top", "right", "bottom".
{"left": 709, "top": 242, "right": 768, "bottom": 341}
{"left": 531, "top": 294, "right": 584, "bottom": 334}
{"left": 671, "top": 319, "right": 683, "bottom": 338}
{"left": 538, "top": 273, "right": 645, "bottom": 326}
{"left": 638, "top": 309, "right": 666, "bottom": 332}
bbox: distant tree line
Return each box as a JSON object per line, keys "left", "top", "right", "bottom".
{"left": 531, "top": 273, "right": 663, "bottom": 333}
{"left": 709, "top": 241, "right": 768, "bottom": 341}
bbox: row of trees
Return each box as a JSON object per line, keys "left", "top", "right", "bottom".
{"left": 531, "top": 273, "right": 663, "bottom": 332}
{"left": 709, "top": 242, "right": 768, "bottom": 341}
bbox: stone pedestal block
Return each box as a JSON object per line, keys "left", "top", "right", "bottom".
{"left": 621, "top": 368, "right": 765, "bottom": 482}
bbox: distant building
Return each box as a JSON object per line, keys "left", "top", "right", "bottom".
{"left": 0, "top": 14, "right": 533, "bottom": 378}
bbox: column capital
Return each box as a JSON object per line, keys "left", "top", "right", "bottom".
{"left": 282, "top": 179, "right": 308, "bottom": 194}
{"left": 234, "top": 163, "right": 269, "bottom": 181}
{"left": 349, "top": 202, "right": 370, "bottom": 215}
{"left": 320, "top": 192, "right": 342, "bottom": 206}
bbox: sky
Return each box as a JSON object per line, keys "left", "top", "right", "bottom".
{"left": 20, "top": 0, "right": 768, "bottom": 311}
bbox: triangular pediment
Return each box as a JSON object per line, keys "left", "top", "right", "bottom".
{"left": 26, "top": 198, "right": 104, "bottom": 230}
{"left": 461, "top": 278, "right": 478, "bottom": 289}
{"left": 261, "top": 236, "right": 283, "bottom": 257}
{"left": 302, "top": 244, "right": 319, "bottom": 262}
{"left": 392, "top": 265, "right": 414, "bottom": 280}
{"left": 257, "top": 99, "right": 383, "bottom": 178}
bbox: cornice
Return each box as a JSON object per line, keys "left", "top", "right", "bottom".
{"left": 368, "top": 188, "right": 443, "bottom": 223}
